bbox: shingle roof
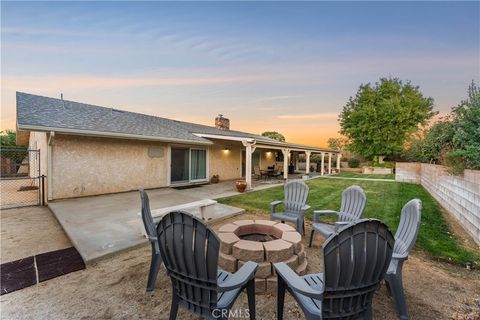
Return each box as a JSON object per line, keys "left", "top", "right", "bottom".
{"left": 16, "top": 92, "right": 276, "bottom": 144}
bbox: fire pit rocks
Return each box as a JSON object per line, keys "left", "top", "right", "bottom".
{"left": 218, "top": 220, "right": 307, "bottom": 294}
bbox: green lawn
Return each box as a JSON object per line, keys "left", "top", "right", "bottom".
{"left": 218, "top": 178, "right": 479, "bottom": 266}
{"left": 333, "top": 172, "right": 395, "bottom": 180}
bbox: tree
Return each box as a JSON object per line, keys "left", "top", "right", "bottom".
{"left": 0, "top": 130, "right": 18, "bottom": 147}
{"left": 450, "top": 81, "right": 480, "bottom": 169}
{"left": 261, "top": 131, "right": 286, "bottom": 142}
{"left": 327, "top": 137, "right": 348, "bottom": 152}
{"left": 339, "top": 78, "right": 435, "bottom": 159}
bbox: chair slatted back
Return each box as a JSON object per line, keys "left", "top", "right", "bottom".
{"left": 139, "top": 189, "right": 157, "bottom": 240}
{"left": 394, "top": 199, "right": 422, "bottom": 257}
{"left": 284, "top": 180, "right": 309, "bottom": 213}
{"left": 322, "top": 219, "right": 394, "bottom": 319}
{"left": 339, "top": 185, "right": 367, "bottom": 222}
{"left": 157, "top": 211, "right": 220, "bottom": 317}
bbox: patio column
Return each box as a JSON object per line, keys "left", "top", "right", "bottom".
{"left": 282, "top": 148, "right": 290, "bottom": 180}
{"left": 328, "top": 153, "right": 332, "bottom": 174}
{"left": 242, "top": 140, "right": 256, "bottom": 190}
{"left": 305, "top": 151, "right": 311, "bottom": 174}
{"left": 321, "top": 152, "right": 325, "bottom": 175}
{"left": 336, "top": 153, "right": 342, "bottom": 172}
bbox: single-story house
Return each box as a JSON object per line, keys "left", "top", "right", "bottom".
{"left": 16, "top": 92, "right": 341, "bottom": 201}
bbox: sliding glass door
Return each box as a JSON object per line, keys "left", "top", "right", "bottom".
{"left": 170, "top": 147, "right": 207, "bottom": 184}
{"left": 191, "top": 149, "right": 207, "bottom": 181}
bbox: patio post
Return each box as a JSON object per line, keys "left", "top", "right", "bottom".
{"left": 305, "top": 151, "right": 311, "bottom": 174}
{"left": 321, "top": 152, "right": 325, "bottom": 175}
{"left": 282, "top": 148, "right": 290, "bottom": 179}
{"left": 242, "top": 140, "right": 255, "bottom": 190}
{"left": 336, "top": 153, "right": 342, "bottom": 172}
{"left": 328, "top": 152, "right": 332, "bottom": 174}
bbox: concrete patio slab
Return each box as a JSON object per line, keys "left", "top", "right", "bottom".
{"left": 48, "top": 186, "right": 244, "bottom": 264}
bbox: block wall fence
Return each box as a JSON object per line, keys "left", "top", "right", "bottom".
{"left": 396, "top": 162, "right": 480, "bottom": 245}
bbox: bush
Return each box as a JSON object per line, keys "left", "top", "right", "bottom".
{"left": 348, "top": 158, "right": 360, "bottom": 168}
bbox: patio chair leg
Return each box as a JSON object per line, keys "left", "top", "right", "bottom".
{"left": 386, "top": 274, "right": 409, "bottom": 320}
{"left": 277, "top": 275, "right": 286, "bottom": 320}
{"left": 309, "top": 230, "right": 315, "bottom": 247}
{"left": 246, "top": 279, "right": 256, "bottom": 320}
{"left": 169, "top": 293, "right": 180, "bottom": 320}
{"left": 147, "top": 247, "right": 162, "bottom": 291}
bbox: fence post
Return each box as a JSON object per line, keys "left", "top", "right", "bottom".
{"left": 41, "top": 175, "right": 46, "bottom": 206}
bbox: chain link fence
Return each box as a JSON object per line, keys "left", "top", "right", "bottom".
{"left": 1, "top": 148, "right": 43, "bottom": 209}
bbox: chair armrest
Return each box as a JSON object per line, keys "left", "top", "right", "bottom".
{"left": 274, "top": 263, "right": 324, "bottom": 299}
{"left": 392, "top": 252, "right": 409, "bottom": 260}
{"left": 313, "top": 210, "right": 338, "bottom": 223}
{"left": 334, "top": 221, "right": 351, "bottom": 232}
{"left": 271, "top": 200, "right": 283, "bottom": 213}
{"left": 218, "top": 261, "right": 257, "bottom": 292}
{"left": 301, "top": 205, "right": 311, "bottom": 212}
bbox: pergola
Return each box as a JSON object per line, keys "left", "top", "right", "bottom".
{"left": 194, "top": 133, "right": 341, "bottom": 190}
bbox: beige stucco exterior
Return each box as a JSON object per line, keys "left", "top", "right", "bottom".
{"left": 51, "top": 135, "right": 169, "bottom": 199}
{"left": 208, "top": 140, "right": 242, "bottom": 181}
{"left": 28, "top": 131, "right": 48, "bottom": 177}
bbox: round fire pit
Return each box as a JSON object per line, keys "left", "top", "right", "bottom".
{"left": 218, "top": 220, "right": 307, "bottom": 294}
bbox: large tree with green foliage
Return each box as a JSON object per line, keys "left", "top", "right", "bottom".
{"left": 327, "top": 137, "right": 348, "bottom": 152}
{"left": 339, "top": 78, "right": 435, "bottom": 159}
{"left": 0, "top": 130, "right": 18, "bottom": 147}
{"left": 450, "top": 81, "right": 480, "bottom": 169}
{"left": 261, "top": 131, "right": 285, "bottom": 142}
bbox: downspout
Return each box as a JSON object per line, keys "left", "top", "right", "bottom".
{"left": 47, "top": 131, "right": 55, "bottom": 201}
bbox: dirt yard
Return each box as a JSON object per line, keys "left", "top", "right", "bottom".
{"left": 1, "top": 210, "right": 479, "bottom": 319}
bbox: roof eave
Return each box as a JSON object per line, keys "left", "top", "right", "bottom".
{"left": 17, "top": 124, "right": 213, "bottom": 145}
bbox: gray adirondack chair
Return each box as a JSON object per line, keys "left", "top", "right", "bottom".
{"left": 139, "top": 189, "right": 163, "bottom": 292}
{"left": 275, "top": 219, "right": 395, "bottom": 320}
{"left": 385, "top": 199, "right": 422, "bottom": 320}
{"left": 157, "top": 211, "right": 258, "bottom": 320}
{"left": 309, "top": 185, "right": 366, "bottom": 247}
{"left": 271, "top": 180, "right": 310, "bottom": 235}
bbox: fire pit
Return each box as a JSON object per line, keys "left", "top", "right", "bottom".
{"left": 218, "top": 220, "right": 307, "bottom": 294}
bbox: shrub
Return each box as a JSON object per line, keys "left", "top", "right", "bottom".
{"left": 348, "top": 158, "right": 360, "bottom": 168}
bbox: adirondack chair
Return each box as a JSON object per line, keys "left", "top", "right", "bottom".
{"left": 385, "top": 199, "right": 422, "bottom": 320}
{"left": 309, "top": 185, "right": 366, "bottom": 247}
{"left": 157, "top": 211, "right": 258, "bottom": 320}
{"left": 139, "top": 189, "right": 163, "bottom": 292}
{"left": 270, "top": 180, "right": 310, "bottom": 235}
{"left": 275, "top": 219, "right": 395, "bottom": 320}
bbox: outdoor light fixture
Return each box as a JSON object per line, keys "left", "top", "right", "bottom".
{"left": 223, "top": 147, "right": 230, "bottom": 153}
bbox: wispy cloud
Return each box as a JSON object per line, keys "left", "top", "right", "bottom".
{"left": 277, "top": 113, "right": 339, "bottom": 120}
{"left": 256, "top": 95, "right": 304, "bottom": 102}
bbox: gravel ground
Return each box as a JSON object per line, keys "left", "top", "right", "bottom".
{"left": 1, "top": 210, "right": 479, "bottom": 319}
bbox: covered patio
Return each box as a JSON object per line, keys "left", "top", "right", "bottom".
{"left": 194, "top": 133, "right": 341, "bottom": 190}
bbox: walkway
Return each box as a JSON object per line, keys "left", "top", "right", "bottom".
{"left": 48, "top": 183, "right": 248, "bottom": 263}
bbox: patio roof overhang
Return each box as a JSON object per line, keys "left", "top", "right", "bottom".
{"left": 193, "top": 133, "right": 342, "bottom": 191}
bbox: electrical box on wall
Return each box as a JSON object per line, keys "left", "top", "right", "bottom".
{"left": 148, "top": 147, "right": 164, "bottom": 158}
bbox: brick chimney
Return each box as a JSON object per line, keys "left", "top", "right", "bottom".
{"left": 215, "top": 114, "right": 230, "bottom": 130}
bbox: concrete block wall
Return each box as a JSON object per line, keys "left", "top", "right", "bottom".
{"left": 396, "top": 162, "right": 480, "bottom": 245}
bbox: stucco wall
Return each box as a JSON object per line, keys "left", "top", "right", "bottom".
{"left": 208, "top": 142, "right": 242, "bottom": 181}
{"left": 51, "top": 135, "right": 168, "bottom": 199}
{"left": 396, "top": 162, "right": 480, "bottom": 245}
{"left": 28, "top": 131, "right": 48, "bottom": 177}
{"left": 260, "top": 150, "right": 276, "bottom": 169}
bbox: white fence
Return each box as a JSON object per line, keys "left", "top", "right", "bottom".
{"left": 396, "top": 162, "right": 480, "bottom": 245}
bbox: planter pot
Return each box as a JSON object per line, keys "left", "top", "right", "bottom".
{"left": 236, "top": 180, "right": 247, "bottom": 193}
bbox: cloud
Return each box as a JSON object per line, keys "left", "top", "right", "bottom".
{"left": 277, "top": 112, "right": 339, "bottom": 120}
{"left": 256, "top": 95, "right": 303, "bottom": 102}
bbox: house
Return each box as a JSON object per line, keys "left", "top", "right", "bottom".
{"left": 16, "top": 92, "right": 340, "bottom": 201}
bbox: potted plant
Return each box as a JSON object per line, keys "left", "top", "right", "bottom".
{"left": 210, "top": 174, "right": 220, "bottom": 184}
{"left": 235, "top": 179, "right": 247, "bottom": 192}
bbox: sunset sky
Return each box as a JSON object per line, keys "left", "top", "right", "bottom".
{"left": 1, "top": 1, "right": 479, "bottom": 147}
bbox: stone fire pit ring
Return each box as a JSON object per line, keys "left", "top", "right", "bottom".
{"left": 218, "top": 220, "right": 307, "bottom": 294}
